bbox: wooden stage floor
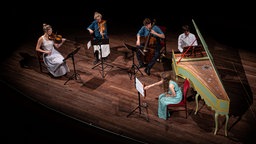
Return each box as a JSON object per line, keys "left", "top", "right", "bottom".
{"left": 1, "top": 28, "right": 256, "bottom": 144}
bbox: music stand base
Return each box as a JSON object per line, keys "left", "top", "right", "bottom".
{"left": 64, "top": 73, "right": 80, "bottom": 85}
{"left": 92, "top": 59, "right": 114, "bottom": 78}
{"left": 92, "top": 60, "right": 114, "bottom": 69}
{"left": 127, "top": 103, "right": 149, "bottom": 121}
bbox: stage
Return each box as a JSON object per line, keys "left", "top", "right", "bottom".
{"left": 1, "top": 24, "right": 256, "bottom": 143}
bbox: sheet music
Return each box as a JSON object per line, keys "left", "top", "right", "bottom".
{"left": 135, "top": 77, "right": 145, "bottom": 97}
{"left": 87, "top": 40, "right": 91, "bottom": 49}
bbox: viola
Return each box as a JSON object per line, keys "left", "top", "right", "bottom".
{"left": 48, "top": 33, "right": 62, "bottom": 44}
{"left": 98, "top": 20, "right": 106, "bottom": 39}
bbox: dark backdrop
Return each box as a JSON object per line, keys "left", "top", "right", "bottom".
{"left": 7, "top": 1, "right": 253, "bottom": 52}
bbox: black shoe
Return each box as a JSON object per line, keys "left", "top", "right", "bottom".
{"left": 144, "top": 67, "right": 150, "bottom": 76}
{"left": 138, "top": 63, "right": 144, "bottom": 68}
{"left": 102, "top": 57, "right": 107, "bottom": 61}
{"left": 93, "top": 59, "right": 99, "bottom": 65}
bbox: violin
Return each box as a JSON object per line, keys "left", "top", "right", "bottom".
{"left": 98, "top": 20, "right": 106, "bottom": 39}
{"left": 48, "top": 33, "right": 63, "bottom": 44}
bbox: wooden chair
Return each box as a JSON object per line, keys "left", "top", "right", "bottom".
{"left": 166, "top": 78, "right": 190, "bottom": 119}
{"left": 36, "top": 50, "right": 46, "bottom": 73}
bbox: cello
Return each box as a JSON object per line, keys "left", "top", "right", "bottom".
{"left": 141, "top": 20, "right": 157, "bottom": 64}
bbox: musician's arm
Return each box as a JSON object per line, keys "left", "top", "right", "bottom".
{"left": 144, "top": 80, "right": 163, "bottom": 90}
{"left": 151, "top": 27, "right": 165, "bottom": 39}
{"left": 167, "top": 84, "right": 176, "bottom": 97}
{"left": 158, "top": 33, "right": 165, "bottom": 39}
{"left": 35, "top": 37, "right": 51, "bottom": 55}
{"left": 178, "top": 35, "right": 184, "bottom": 52}
{"left": 87, "top": 21, "right": 96, "bottom": 35}
{"left": 136, "top": 26, "right": 145, "bottom": 46}
{"left": 136, "top": 34, "right": 141, "bottom": 46}
{"left": 54, "top": 38, "right": 66, "bottom": 49}
{"left": 151, "top": 30, "right": 165, "bottom": 39}
{"left": 88, "top": 28, "right": 94, "bottom": 34}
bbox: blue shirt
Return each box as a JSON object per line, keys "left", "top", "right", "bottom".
{"left": 137, "top": 25, "right": 163, "bottom": 38}
{"left": 137, "top": 25, "right": 164, "bottom": 48}
{"left": 87, "top": 20, "right": 108, "bottom": 40}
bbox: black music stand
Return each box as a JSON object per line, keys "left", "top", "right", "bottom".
{"left": 91, "top": 39, "right": 114, "bottom": 78}
{"left": 127, "top": 77, "right": 148, "bottom": 121}
{"left": 123, "top": 43, "right": 144, "bottom": 80}
{"left": 64, "top": 46, "right": 81, "bottom": 85}
{"left": 183, "top": 45, "right": 204, "bottom": 57}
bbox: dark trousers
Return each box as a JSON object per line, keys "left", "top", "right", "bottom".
{"left": 136, "top": 45, "right": 161, "bottom": 69}
{"left": 94, "top": 50, "right": 99, "bottom": 60}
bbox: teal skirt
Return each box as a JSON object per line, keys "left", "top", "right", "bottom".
{"left": 158, "top": 90, "right": 182, "bottom": 120}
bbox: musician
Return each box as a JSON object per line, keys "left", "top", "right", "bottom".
{"left": 87, "top": 11, "right": 110, "bottom": 65}
{"left": 35, "top": 23, "right": 69, "bottom": 77}
{"left": 144, "top": 72, "right": 182, "bottom": 120}
{"left": 136, "top": 18, "right": 165, "bottom": 76}
{"left": 178, "top": 25, "right": 198, "bottom": 53}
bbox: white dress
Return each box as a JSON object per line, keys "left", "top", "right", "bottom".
{"left": 41, "top": 36, "right": 69, "bottom": 77}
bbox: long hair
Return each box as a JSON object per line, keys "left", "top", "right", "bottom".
{"left": 161, "top": 72, "right": 172, "bottom": 92}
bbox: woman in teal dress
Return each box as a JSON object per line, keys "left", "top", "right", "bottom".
{"left": 144, "top": 72, "right": 182, "bottom": 120}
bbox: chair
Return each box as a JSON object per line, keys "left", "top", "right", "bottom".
{"left": 36, "top": 50, "right": 46, "bottom": 73}
{"left": 166, "top": 78, "right": 190, "bottom": 119}
{"left": 158, "top": 26, "right": 167, "bottom": 62}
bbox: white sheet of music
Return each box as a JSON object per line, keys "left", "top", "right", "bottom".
{"left": 135, "top": 77, "right": 145, "bottom": 97}
{"left": 87, "top": 40, "right": 91, "bottom": 49}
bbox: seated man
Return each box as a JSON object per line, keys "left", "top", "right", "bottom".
{"left": 135, "top": 18, "right": 165, "bottom": 76}
{"left": 178, "top": 25, "right": 198, "bottom": 53}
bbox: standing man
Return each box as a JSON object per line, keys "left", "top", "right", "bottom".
{"left": 87, "top": 11, "right": 110, "bottom": 65}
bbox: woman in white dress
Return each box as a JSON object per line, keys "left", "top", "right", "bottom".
{"left": 35, "top": 23, "right": 69, "bottom": 77}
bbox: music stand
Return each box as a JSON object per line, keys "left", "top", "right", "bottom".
{"left": 127, "top": 77, "right": 148, "bottom": 121}
{"left": 123, "top": 43, "right": 144, "bottom": 80}
{"left": 91, "top": 39, "right": 114, "bottom": 78}
{"left": 64, "top": 46, "right": 81, "bottom": 85}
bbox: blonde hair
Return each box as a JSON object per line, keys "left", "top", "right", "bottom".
{"left": 43, "top": 23, "right": 52, "bottom": 32}
{"left": 94, "top": 12, "right": 102, "bottom": 19}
